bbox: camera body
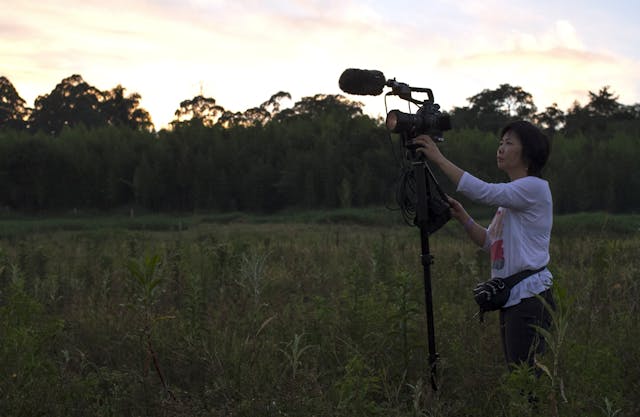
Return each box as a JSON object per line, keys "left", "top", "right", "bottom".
{"left": 386, "top": 101, "right": 452, "bottom": 150}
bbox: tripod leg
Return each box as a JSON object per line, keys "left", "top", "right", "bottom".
{"left": 413, "top": 161, "right": 439, "bottom": 391}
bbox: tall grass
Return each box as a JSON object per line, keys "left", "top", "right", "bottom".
{"left": 0, "top": 215, "right": 638, "bottom": 416}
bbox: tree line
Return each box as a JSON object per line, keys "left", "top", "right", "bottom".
{"left": 0, "top": 74, "right": 639, "bottom": 214}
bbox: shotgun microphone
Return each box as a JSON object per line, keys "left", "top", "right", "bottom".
{"left": 338, "top": 68, "right": 386, "bottom": 96}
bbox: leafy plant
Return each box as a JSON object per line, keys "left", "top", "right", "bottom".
{"left": 279, "top": 332, "right": 314, "bottom": 379}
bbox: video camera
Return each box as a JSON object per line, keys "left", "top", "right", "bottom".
{"left": 338, "top": 68, "right": 452, "bottom": 151}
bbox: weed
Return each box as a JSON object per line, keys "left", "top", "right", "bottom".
{"left": 0, "top": 215, "right": 637, "bottom": 415}
{"left": 279, "top": 332, "right": 314, "bottom": 379}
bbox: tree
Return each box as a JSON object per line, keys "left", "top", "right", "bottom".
{"left": 242, "top": 91, "right": 292, "bottom": 127}
{"left": 242, "top": 107, "right": 271, "bottom": 127}
{"left": 101, "top": 85, "right": 153, "bottom": 131}
{"left": 585, "top": 86, "right": 621, "bottom": 117}
{"left": 171, "top": 95, "right": 225, "bottom": 128}
{"left": 0, "top": 76, "right": 30, "bottom": 130}
{"left": 281, "top": 94, "right": 364, "bottom": 121}
{"left": 562, "top": 86, "right": 630, "bottom": 136}
{"left": 535, "top": 103, "right": 565, "bottom": 135}
{"left": 29, "top": 74, "right": 106, "bottom": 135}
{"left": 459, "top": 84, "right": 537, "bottom": 132}
{"left": 449, "top": 105, "right": 480, "bottom": 130}
{"left": 27, "top": 75, "right": 154, "bottom": 135}
{"left": 260, "top": 91, "right": 291, "bottom": 115}
{"left": 626, "top": 103, "right": 640, "bottom": 118}
{"left": 217, "top": 110, "right": 247, "bottom": 128}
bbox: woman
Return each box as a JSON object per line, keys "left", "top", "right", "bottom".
{"left": 414, "top": 120, "right": 554, "bottom": 369}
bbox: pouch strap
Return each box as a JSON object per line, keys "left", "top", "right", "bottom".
{"left": 501, "top": 265, "right": 547, "bottom": 289}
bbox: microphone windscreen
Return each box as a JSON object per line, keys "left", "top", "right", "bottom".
{"left": 339, "top": 69, "right": 386, "bottom": 96}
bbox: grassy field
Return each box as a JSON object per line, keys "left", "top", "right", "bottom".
{"left": 0, "top": 209, "right": 638, "bottom": 416}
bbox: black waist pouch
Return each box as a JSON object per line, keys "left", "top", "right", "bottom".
{"left": 473, "top": 266, "right": 546, "bottom": 320}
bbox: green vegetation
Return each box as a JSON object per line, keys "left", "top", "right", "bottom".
{"left": 2, "top": 74, "right": 640, "bottom": 215}
{"left": 1, "top": 121, "right": 639, "bottom": 214}
{"left": 0, "top": 212, "right": 638, "bottom": 416}
{"left": 1, "top": 73, "right": 639, "bottom": 415}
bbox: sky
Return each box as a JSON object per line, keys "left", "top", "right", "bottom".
{"left": 2, "top": 0, "right": 639, "bottom": 129}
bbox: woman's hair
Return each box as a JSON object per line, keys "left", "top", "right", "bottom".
{"left": 500, "top": 120, "right": 550, "bottom": 178}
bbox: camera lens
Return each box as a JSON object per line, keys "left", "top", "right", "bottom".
{"left": 385, "top": 110, "right": 399, "bottom": 131}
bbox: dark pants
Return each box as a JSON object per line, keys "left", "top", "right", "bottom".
{"left": 499, "top": 289, "right": 555, "bottom": 369}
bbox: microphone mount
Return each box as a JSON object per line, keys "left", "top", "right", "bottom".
{"left": 385, "top": 78, "right": 435, "bottom": 106}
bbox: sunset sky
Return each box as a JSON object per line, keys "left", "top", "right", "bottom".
{"left": 2, "top": 0, "right": 639, "bottom": 129}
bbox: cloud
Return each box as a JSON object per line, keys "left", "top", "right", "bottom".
{"left": 2, "top": 2, "right": 638, "bottom": 129}
{"left": 433, "top": 20, "right": 640, "bottom": 110}
{"left": 0, "top": 1, "right": 458, "bottom": 126}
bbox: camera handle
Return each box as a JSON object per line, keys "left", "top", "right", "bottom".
{"left": 412, "top": 159, "right": 440, "bottom": 392}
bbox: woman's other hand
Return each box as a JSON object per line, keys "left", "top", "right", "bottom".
{"left": 412, "top": 134, "right": 464, "bottom": 187}
{"left": 446, "top": 195, "right": 469, "bottom": 223}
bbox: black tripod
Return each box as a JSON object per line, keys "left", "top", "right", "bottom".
{"left": 382, "top": 83, "right": 452, "bottom": 391}
{"left": 406, "top": 153, "right": 451, "bottom": 391}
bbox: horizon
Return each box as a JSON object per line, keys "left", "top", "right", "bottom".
{"left": 3, "top": 0, "right": 639, "bottom": 129}
{"left": 3, "top": 71, "right": 635, "bottom": 130}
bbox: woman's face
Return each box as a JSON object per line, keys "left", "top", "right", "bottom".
{"left": 497, "top": 130, "right": 527, "bottom": 178}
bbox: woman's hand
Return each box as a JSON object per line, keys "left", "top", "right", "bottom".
{"left": 446, "top": 195, "right": 469, "bottom": 223}
{"left": 448, "top": 195, "right": 487, "bottom": 247}
{"left": 413, "top": 134, "right": 444, "bottom": 164}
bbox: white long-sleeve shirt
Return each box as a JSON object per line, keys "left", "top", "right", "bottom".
{"left": 457, "top": 172, "right": 553, "bottom": 307}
